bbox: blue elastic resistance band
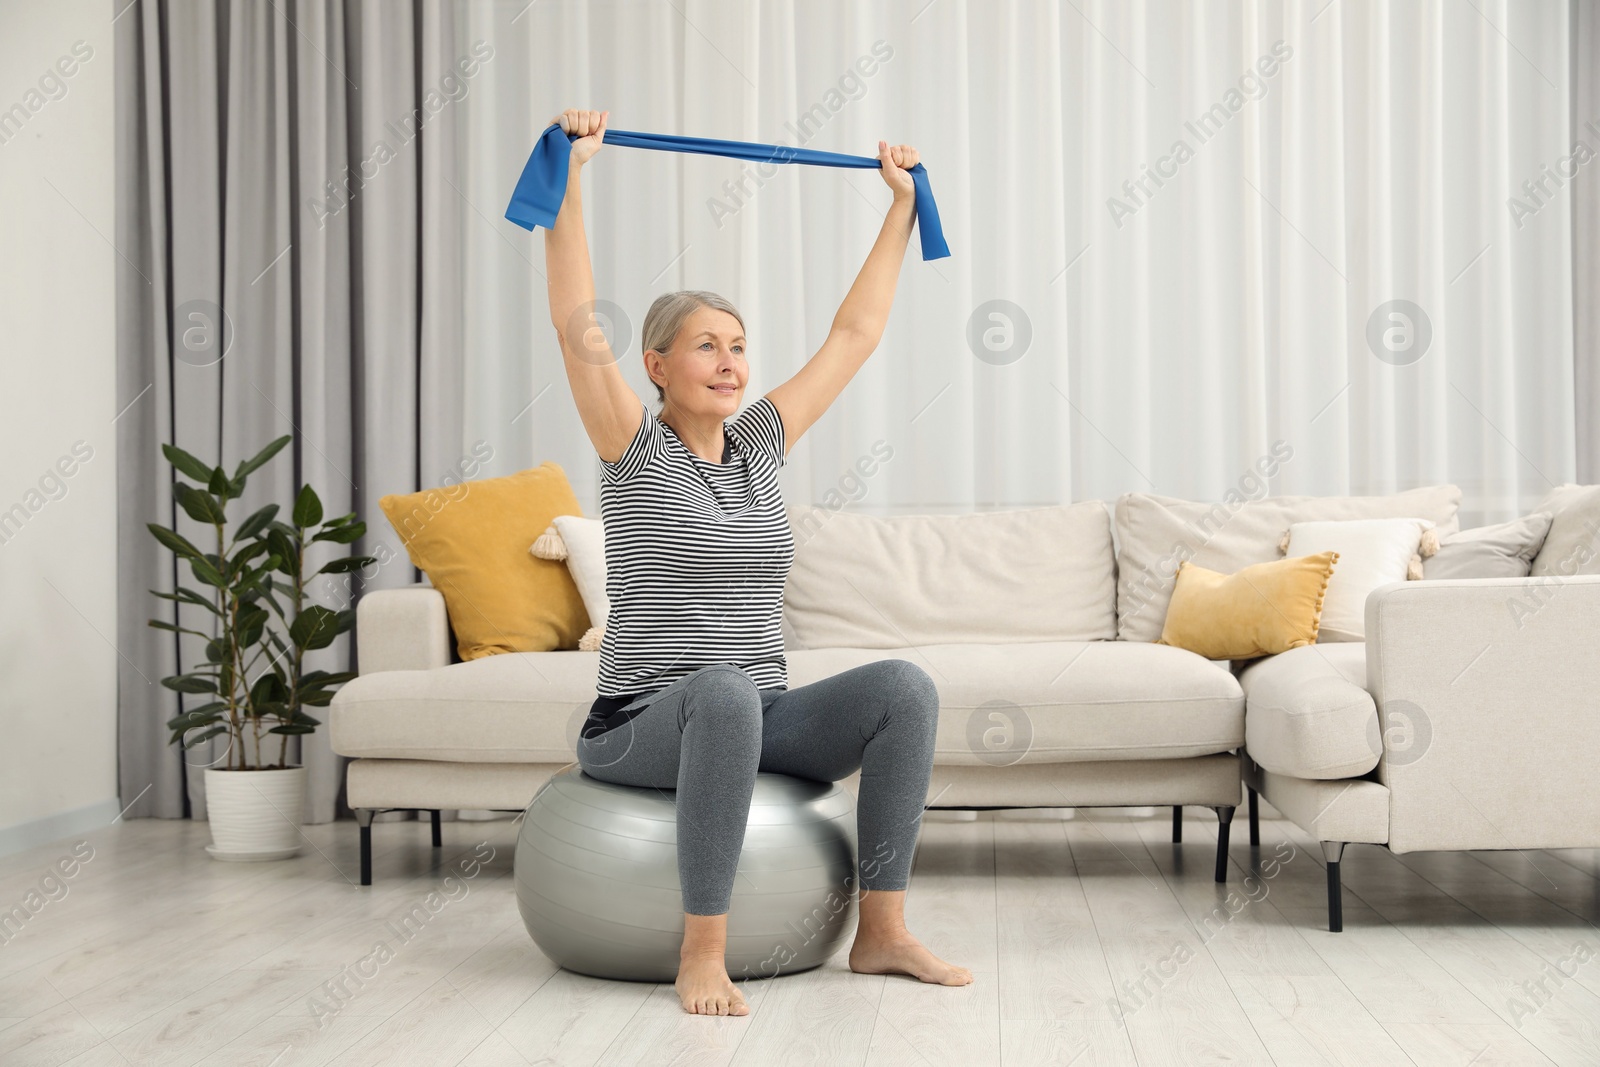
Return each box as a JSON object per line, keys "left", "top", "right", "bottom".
{"left": 505, "top": 123, "right": 951, "bottom": 262}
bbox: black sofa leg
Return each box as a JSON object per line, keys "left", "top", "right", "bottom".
{"left": 1171, "top": 806, "right": 1182, "bottom": 843}
{"left": 356, "top": 809, "right": 375, "bottom": 886}
{"left": 1323, "top": 842, "right": 1346, "bottom": 932}
{"left": 430, "top": 809, "right": 442, "bottom": 848}
{"left": 1247, "top": 787, "right": 1260, "bottom": 847}
{"left": 1212, "top": 805, "right": 1235, "bottom": 883}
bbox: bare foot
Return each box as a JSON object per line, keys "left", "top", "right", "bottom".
{"left": 675, "top": 954, "right": 751, "bottom": 1015}
{"left": 849, "top": 929, "right": 974, "bottom": 986}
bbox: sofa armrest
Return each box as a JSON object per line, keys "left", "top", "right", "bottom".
{"left": 355, "top": 582, "right": 453, "bottom": 674}
{"left": 1365, "top": 575, "right": 1600, "bottom": 852}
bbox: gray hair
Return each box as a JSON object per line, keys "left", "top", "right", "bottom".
{"left": 641, "top": 290, "right": 745, "bottom": 405}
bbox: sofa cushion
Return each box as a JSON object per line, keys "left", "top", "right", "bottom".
{"left": 331, "top": 650, "right": 604, "bottom": 763}
{"left": 330, "top": 642, "right": 1243, "bottom": 766}
{"left": 782, "top": 502, "right": 1116, "bottom": 649}
{"left": 543, "top": 515, "right": 609, "bottom": 626}
{"left": 1283, "top": 518, "right": 1433, "bottom": 641}
{"left": 1157, "top": 552, "right": 1338, "bottom": 659}
{"left": 1236, "top": 643, "right": 1377, "bottom": 779}
{"left": 1114, "top": 485, "right": 1462, "bottom": 643}
{"left": 1529, "top": 484, "right": 1600, "bottom": 577}
{"left": 1424, "top": 512, "right": 1552, "bottom": 579}
{"left": 797, "top": 643, "right": 1242, "bottom": 766}
{"left": 378, "top": 464, "right": 591, "bottom": 659}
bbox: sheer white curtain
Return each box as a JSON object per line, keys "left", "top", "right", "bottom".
{"left": 453, "top": 0, "right": 1574, "bottom": 529}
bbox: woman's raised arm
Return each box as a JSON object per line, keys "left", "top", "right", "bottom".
{"left": 765, "top": 141, "right": 921, "bottom": 451}
{"left": 545, "top": 108, "right": 645, "bottom": 464}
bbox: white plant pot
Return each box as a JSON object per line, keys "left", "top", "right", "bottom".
{"left": 203, "top": 766, "right": 307, "bottom": 861}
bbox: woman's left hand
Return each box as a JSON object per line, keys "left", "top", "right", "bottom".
{"left": 877, "top": 141, "right": 918, "bottom": 201}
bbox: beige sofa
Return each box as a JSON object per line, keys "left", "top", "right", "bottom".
{"left": 1239, "top": 571, "right": 1600, "bottom": 929}
{"left": 1113, "top": 482, "right": 1600, "bottom": 929}
{"left": 331, "top": 483, "right": 1600, "bottom": 932}
{"left": 332, "top": 499, "right": 1249, "bottom": 887}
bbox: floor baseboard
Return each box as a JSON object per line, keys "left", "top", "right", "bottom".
{"left": 0, "top": 797, "right": 123, "bottom": 859}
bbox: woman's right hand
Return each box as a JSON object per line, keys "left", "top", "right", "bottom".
{"left": 551, "top": 108, "right": 608, "bottom": 167}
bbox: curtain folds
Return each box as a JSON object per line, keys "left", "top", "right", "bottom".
{"left": 116, "top": 0, "right": 462, "bottom": 821}
{"left": 1573, "top": 0, "right": 1600, "bottom": 483}
{"left": 458, "top": 0, "right": 1578, "bottom": 523}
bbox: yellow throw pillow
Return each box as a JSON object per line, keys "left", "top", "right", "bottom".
{"left": 379, "top": 463, "right": 590, "bottom": 660}
{"left": 1155, "top": 551, "right": 1340, "bottom": 660}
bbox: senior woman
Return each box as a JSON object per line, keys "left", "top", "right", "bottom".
{"left": 544, "top": 108, "right": 969, "bottom": 1017}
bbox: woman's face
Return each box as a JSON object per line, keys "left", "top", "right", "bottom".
{"left": 651, "top": 307, "right": 747, "bottom": 415}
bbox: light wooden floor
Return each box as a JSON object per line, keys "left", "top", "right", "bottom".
{"left": 1, "top": 803, "right": 1598, "bottom": 1067}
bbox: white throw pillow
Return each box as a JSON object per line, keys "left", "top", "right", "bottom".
{"left": 1283, "top": 518, "right": 1434, "bottom": 641}
{"left": 529, "top": 516, "right": 608, "bottom": 642}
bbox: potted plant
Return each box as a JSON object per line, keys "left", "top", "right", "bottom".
{"left": 148, "top": 435, "right": 375, "bottom": 860}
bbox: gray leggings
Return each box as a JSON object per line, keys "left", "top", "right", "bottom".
{"left": 575, "top": 659, "right": 940, "bottom": 916}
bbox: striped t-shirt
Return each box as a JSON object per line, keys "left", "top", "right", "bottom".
{"left": 583, "top": 395, "right": 795, "bottom": 738}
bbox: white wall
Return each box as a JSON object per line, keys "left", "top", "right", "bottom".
{"left": 0, "top": 1, "right": 121, "bottom": 851}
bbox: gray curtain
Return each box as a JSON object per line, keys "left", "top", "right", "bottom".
{"left": 1575, "top": 0, "right": 1600, "bottom": 483}
{"left": 115, "top": 0, "right": 464, "bottom": 822}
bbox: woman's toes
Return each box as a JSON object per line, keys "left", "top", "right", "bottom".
{"left": 675, "top": 957, "right": 753, "bottom": 1016}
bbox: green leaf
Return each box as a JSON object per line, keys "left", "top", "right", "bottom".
{"left": 166, "top": 703, "right": 227, "bottom": 729}
{"left": 175, "top": 585, "right": 223, "bottom": 606}
{"left": 311, "top": 524, "right": 366, "bottom": 545}
{"left": 189, "top": 556, "right": 227, "bottom": 588}
{"left": 233, "top": 504, "right": 280, "bottom": 542}
{"left": 205, "top": 637, "right": 227, "bottom": 664}
{"left": 162, "top": 675, "right": 218, "bottom": 695}
{"left": 300, "top": 669, "right": 358, "bottom": 687}
{"left": 225, "top": 540, "right": 270, "bottom": 579}
{"left": 166, "top": 709, "right": 224, "bottom": 731}
{"left": 151, "top": 586, "right": 223, "bottom": 614}
{"left": 268, "top": 724, "right": 317, "bottom": 735}
{"left": 289, "top": 605, "right": 342, "bottom": 650}
{"left": 148, "top": 619, "right": 213, "bottom": 639}
{"left": 250, "top": 671, "right": 287, "bottom": 707}
{"left": 315, "top": 556, "right": 370, "bottom": 575}
{"left": 238, "top": 605, "right": 271, "bottom": 631}
{"left": 174, "top": 482, "right": 224, "bottom": 525}
{"left": 292, "top": 484, "right": 323, "bottom": 528}
{"left": 181, "top": 725, "right": 228, "bottom": 749}
{"left": 166, "top": 700, "right": 226, "bottom": 726}
{"left": 207, "top": 466, "right": 231, "bottom": 498}
{"left": 252, "top": 595, "right": 289, "bottom": 632}
{"left": 238, "top": 608, "right": 271, "bottom": 650}
{"left": 234, "top": 568, "right": 272, "bottom": 597}
{"left": 162, "top": 442, "right": 214, "bottom": 483}
{"left": 267, "top": 530, "right": 299, "bottom": 576}
{"left": 147, "top": 523, "right": 204, "bottom": 559}
{"left": 234, "top": 435, "right": 292, "bottom": 482}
